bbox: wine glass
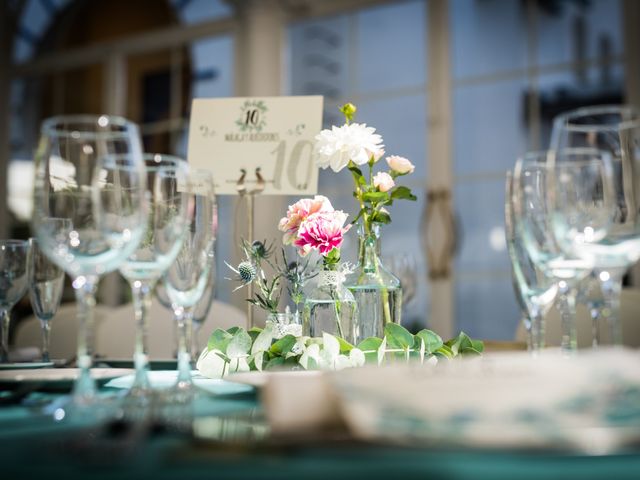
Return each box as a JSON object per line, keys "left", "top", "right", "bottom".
{"left": 191, "top": 265, "right": 216, "bottom": 358}
{"left": 118, "top": 154, "right": 189, "bottom": 408}
{"left": 504, "top": 171, "right": 557, "bottom": 353}
{"left": 551, "top": 106, "right": 640, "bottom": 346}
{"left": 0, "top": 240, "right": 29, "bottom": 363}
{"left": 163, "top": 170, "right": 216, "bottom": 392}
{"left": 32, "top": 115, "right": 147, "bottom": 405}
{"left": 28, "top": 236, "right": 65, "bottom": 363}
{"left": 512, "top": 152, "right": 594, "bottom": 354}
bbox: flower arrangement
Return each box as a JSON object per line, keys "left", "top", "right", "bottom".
{"left": 314, "top": 103, "right": 417, "bottom": 237}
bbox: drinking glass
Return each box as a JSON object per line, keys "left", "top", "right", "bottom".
{"left": 118, "top": 155, "right": 189, "bottom": 404}
{"left": 504, "top": 171, "right": 557, "bottom": 352}
{"left": 191, "top": 266, "right": 216, "bottom": 358}
{"left": 551, "top": 106, "right": 640, "bottom": 346}
{"left": 163, "top": 170, "right": 216, "bottom": 392}
{"left": 513, "top": 152, "right": 593, "bottom": 353}
{"left": 0, "top": 240, "right": 29, "bottom": 363}
{"left": 28, "top": 236, "right": 65, "bottom": 362}
{"left": 32, "top": 115, "right": 147, "bottom": 404}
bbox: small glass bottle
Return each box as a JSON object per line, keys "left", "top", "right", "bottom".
{"left": 303, "top": 269, "right": 358, "bottom": 344}
{"left": 345, "top": 224, "right": 403, "bottom": 342}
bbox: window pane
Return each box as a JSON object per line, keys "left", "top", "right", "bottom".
{"left": 453, "top": 78, "right": 528, "bottom": 176}
{"left": 536, "top": 0, "right": 623, "bottom": 67}
{"left": 170, "top": 0, "right": 232, "bottom": 24}
{"left": 355, "top": 0, "right": 427, "bottom": 93}
{"left": 456, "top": 275, "right": 520, "bottom": 340}
{"left": 451, "top": 0, "right": 528, "bottom": 79}
{"left": 454, "top": 179, "right": 509, "bottom": 272}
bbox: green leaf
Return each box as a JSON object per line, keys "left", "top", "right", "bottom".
{"left": 337, "top": 336, "right": 354, "bottom": 354}
{"left": 207, "top": 329, "right": 233, "bottom": 352}
{"left": 390, "top": 186, "right": 417, "bottom": 201}
{"left": 363, "top": 191, "right": 390, "bottom": 204}
{"left": 347, "top": 162, "right": 363, "bottom": 177}
{"left": 227, "top": 326, "right": 241, "bottom": 336}
{"left": 384, "top": 323, "right": 414, "bottom": 349}
{"left": 269, "top": 334, "right": 297, "bottom": 356}
{"left": 460, "top": 347, "right": 482, "bottom": 356}
{"left": 351, "top": 207, "right": 366, "bottom": 225}
{"left": 265, "top": 357, "right": 285, "bottom": 370}
{"left": 435, "top": 344, "right": 453, "bottom": 358}
{"left": 445, "top": 332, "right": 473, "bottom": 356}
{"left": 227, "top": 328, "right": 252, "bottom": 357}
{"left": 357, "top": 337, "right": 383, "bottom": 363}
{"left": 414, "top": 329, "right": 443, "bottom": 355}
{"left": 248, "top": 327, "right": 263, "bottom": 344}
{"left": 371, "top": 210, "right": 391, "bottom": 224}
{"left": 471, "top": 339, "right": 485, "bottom": 353}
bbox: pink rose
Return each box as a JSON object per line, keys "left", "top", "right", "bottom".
{"left": 278, "top": 195, "right": 333, "bottom": 245}
{"left": 386, "top": 155, "right": 415, "bottom": 174}
{"left": 294, "top": 210, "right": 351, "bottom": 257}
{"left": 373, "top": 171, "right": 395, "bottom": 192}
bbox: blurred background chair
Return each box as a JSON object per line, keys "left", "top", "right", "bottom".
{"left": 14, "top": 302, "right": 111, "bottom": 361}
{"left": 94, "top": 299, "right": 246, "bottom": 359}
{"left": 515, "top": 288, "right": 640, "bottom": 348}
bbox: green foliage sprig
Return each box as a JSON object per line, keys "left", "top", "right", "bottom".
{"left": 196, "top": 322, "right": 484, "bottom": 379}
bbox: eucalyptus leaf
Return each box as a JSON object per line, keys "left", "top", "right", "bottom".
{"left": 384, "top": 323, "right": 414, "bottom": 349}
{"left": 207, "top": 329, "right": 233, "bottom": 352}
{"left": 227, "top": 328, "right": 252, "bottom": 357}
{"left": 265, "top": 357, "right": 285, "bottom": 370}
{"left": 270, "top": 334, "right": 297, "bottom": 355}
{"left": 337, "top": 336, "right": 354, "bottom": 354}
{"left": 251, "top": 324, "right": 274, "bottom": 354}
{"left": 371, "top": 210, "right": 392, "bottom": 224}
{"left": 414, "top": 329, "right": 443, "bottom": 354}
{"left": 323, "top": 332, "right": 341, "bottom": 358}
{"left": 358, "top": 336, "right": 383, "bottom": 363}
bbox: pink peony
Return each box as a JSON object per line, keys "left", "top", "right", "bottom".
{"left": 278, "top": 195, "right": 333, "bottom": 245}
{"left": 294, "top": 210, "right": 351, "bottom": 257}
{"left": 373, "top": 171, "right": 395, "bottom": 192}
{"left": 386, "top": 155, "right": 415, "bottom": 174}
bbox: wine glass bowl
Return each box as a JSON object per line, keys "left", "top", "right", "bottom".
{"left": 0, "top": 240, "right": 29, "bottom": 363}
{"left": 28, "top": 237, "right": 65, "bottom": 363}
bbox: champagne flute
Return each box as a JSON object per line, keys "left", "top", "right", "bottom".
{"left": 32, "top": 115, "right": 147, "bottom": 405}
{"left": 28, "top": 236, "right": 65, "bottom": 363}
{"left": 118, "top": 155, "right": 189, "bottom": 407}
{"left": 0, "top": 240, "right": 29, "bottom": 363}
{"left": 513, "top": 152, "right": 593, "bottom": 353}
{"left": 504, "top": 171, "right": 557, "bottom": 352}
{"left": 163, "top": 170, "right": 216, "bottom": 392}
{"left": 551, "top": 106, "right": 640, "bottom": 346}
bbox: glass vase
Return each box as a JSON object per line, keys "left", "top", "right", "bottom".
{"left": 345, "top": 224, "right": 402, "bottom": 342}
{"left": 303, "top": 269, "right": 358, "bottom": 344}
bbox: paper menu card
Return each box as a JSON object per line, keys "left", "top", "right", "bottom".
{"left": 187, "top": 96, "right": 323, "bottom": 195}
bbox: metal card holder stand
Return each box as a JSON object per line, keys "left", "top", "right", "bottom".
{"left": 236, "top": 167, "right": 265, "bottom": 329}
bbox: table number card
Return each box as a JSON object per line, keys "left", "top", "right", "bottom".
{"left": 187, "top": 96, "right": 323, "bottom": 195}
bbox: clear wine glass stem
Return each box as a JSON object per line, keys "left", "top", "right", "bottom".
{"left": 175, "top": 306, "right": 194, "bottom": 388}
{"left": 587, "top": 301, "right": 602, "bottom": 348}
{"left": 598, "top": 269, "right": 624, "bottom": 346}
{"left": 557, "top": 281, "right": 578, "bottom": 354}
{"left": 71, "top": 275, "right": 98, "bottom": 403}
{"left": 529, "top": 305, "right": 545, "bottom": 354}
{"left": 40, "top": 319, "right": 51, "bottom": 363}
{"left": 0, "top": 309, "right": 9, "bottom": 363}
{"left": 131, "top": 279, "right": 154, "bottom": 390}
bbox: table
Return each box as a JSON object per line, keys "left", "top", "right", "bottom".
{"left": 1, "top": 372, "right": 640, "bottom": 480}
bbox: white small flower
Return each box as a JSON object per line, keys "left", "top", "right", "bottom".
{"left": 373, "top": 171, "right": 395, "bottom": 192}
{"left": 314, "top": 123, "right": 384, "bottom": 172}
{"left": 386, "top": 155, "right": 415, "bottom": 175}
